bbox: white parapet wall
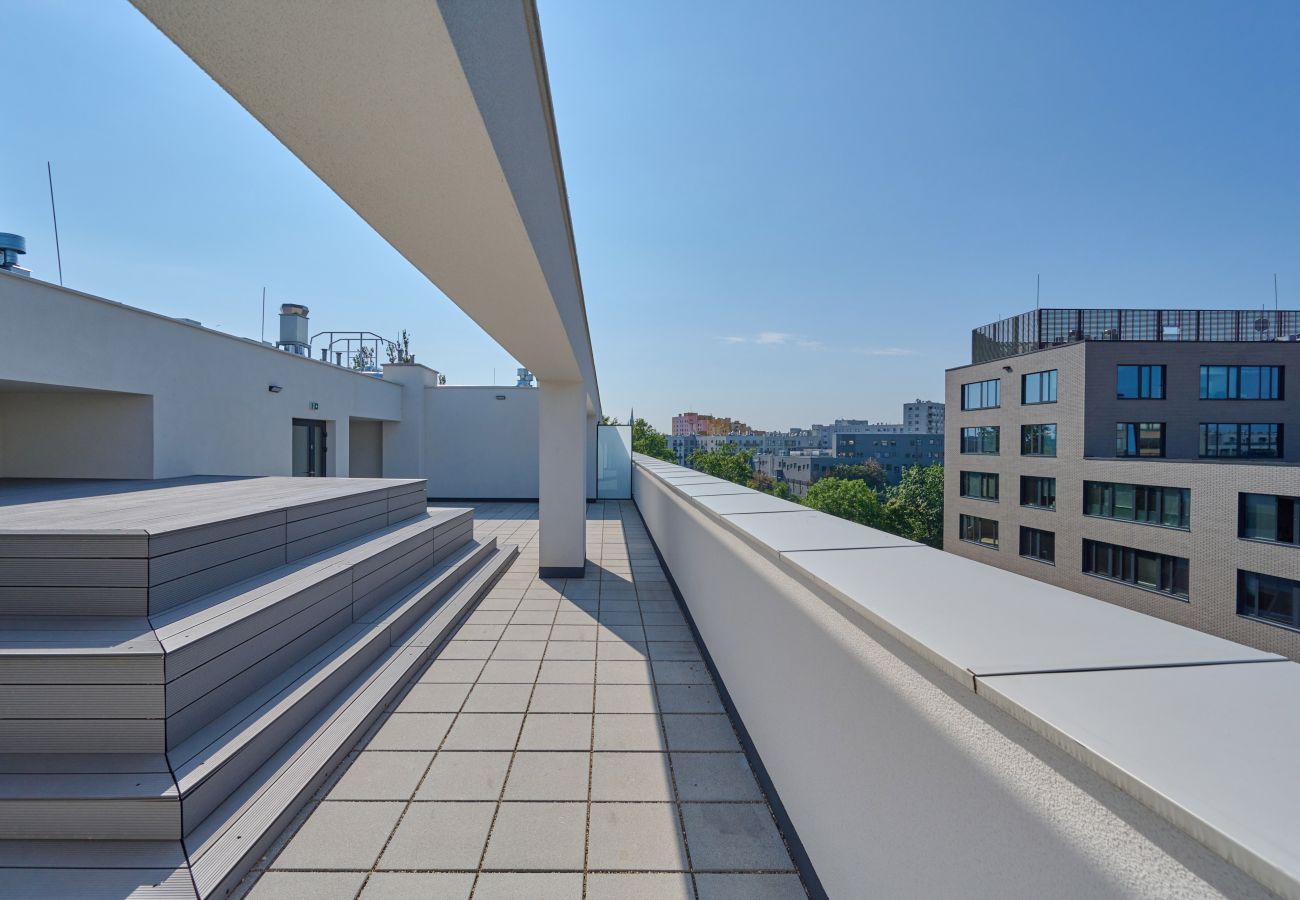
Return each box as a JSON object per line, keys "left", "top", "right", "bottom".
{"left": 425, "top": 385, "right": 540, "bottom": 499}
{"left": 0, "top": 271, "right": 402, "bottom": 479}
{"left": 632, "top": 456, "right": 1296, "bottom": 900}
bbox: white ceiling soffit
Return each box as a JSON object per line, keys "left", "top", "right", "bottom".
{"left": 129, "top": 0, "right": 598, "bottom": 406}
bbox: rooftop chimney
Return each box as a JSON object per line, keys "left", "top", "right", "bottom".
{"left": 276, "top": 303, "right": 310, "bottom": 356}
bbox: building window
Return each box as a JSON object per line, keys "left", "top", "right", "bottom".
{"left": 1084, "top": 481, "right": 1190, "bottom": 529}
{"left": 959, "top": 514, "right": 999, "bottom": 549}
{"left": 1200, "top": 366, "right": 1283, "bottom": 400}
{"left": 1083, "top": 539, "right": 1189, "bottom": 599}
{"left": 1020, "top": 423, "right": 1057, "bottom": 457}
{"left": 960, "top": 471, "right": 999, "bottom": 502}
{"left": 1238, "top": 570, "right": 1300, "bottom": 631}
{"left": 1020, "top": 476, "right": 1056, "bottom": 510}
{"left": 961, "top": 378, "right": 1000, "bottom": 410}
{"left": 1199, "top": 423, "right": 1282, "bottom": 459}
{"left": 1116, "top": 365, "right": 1165, "bottom": 399}
{"left": 1239, "top": 493, "right": 1300, "bottom": 546}
{"left": 1022, "top": 370, "right": 1057, "bottom": 405}
{"left": 960, "top": 426, "right": 999, "bottom": 455}
{"left": 1115, "top": 422, "right": 1165, "bottom": 457}
{"left": 1019, "top": 527, "right": 1055, "bottom": 564}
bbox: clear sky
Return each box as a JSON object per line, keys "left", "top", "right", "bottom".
{"left": 3, "top": 2, "right": 1298, "bottom": 432}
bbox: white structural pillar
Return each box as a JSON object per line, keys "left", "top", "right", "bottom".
{"left": 539, "top": 380, "right": 588, "bottom": 578}
{"left": 380, "top": 363, "right": 437, "bottom": 483}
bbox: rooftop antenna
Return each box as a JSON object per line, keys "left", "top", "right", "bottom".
{"left": 260, "top": 287, "right": 267, "bottom": 342}
{"left": 1275, "top": 273, "right": 1280, "bottom": 313}
{"left": 46, "top": 162, "right": 64, "bottom": 286}
{"left": 1036, "top": 274, "right": 1040, "bottom": 312}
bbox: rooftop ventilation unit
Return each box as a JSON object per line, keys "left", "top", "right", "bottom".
{"left": 0, "top": 233, "right": 31, "bottom": 277}
{"left": 277, "top": 304, "right": 310, "bottom": 355}
{"left": 516, "top": 368, "right": 536, "bottom": 388}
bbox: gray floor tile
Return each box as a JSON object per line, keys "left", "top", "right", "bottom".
{"left": 518, "top": 713, "right": 593, "bottom": 750}
{"left": 596, "top": 683, "right": 658, "bottom": 714}
{"left": 359, "top": 872, "right": 475, "bottom": 899}
{"left": 596, "top": 640, "right": 648, "bottom": 660}
{"left": 465, "top": 609, "right": 512, "bottom": 625}
{"left": 662, "top": 714, "right": 742, "bottom": 751}
{"left": 272, "top": 801, "right": 403, "bottom": 870}
{"left": 503, "top": 751, "right": 590, "bottom": 800}
{"left": 642, "top": 611, "right": 687, "bottom": 627}
{"left": 247, "top": 871, "right": 368, "bottom": 900}
{"left": 593, "top": 713, "right": 666, "bottom": 751}
{"left": 367, "top": 713, "right": 455, "bottom": 750}
{"left": 591, "top": 752, "right": 674, "bottom": 801}
{"left": 530, "top": 683, "right": 595, "bottom": 713}
{"left": 415, "top": 751, "right": 511, "bottom": 800}
{"left": 462, "top": 682, "right": 533, "bottom": 713}
{"left": 652, "top": 660, "right": 713, "bottom": 684}
{"left": 441, "top": 713, "right": 524, "bottom": 750}
{"left": 550, "top": 624, "right": 597, "bottom": 641}
{"left": 586, "top": 873, "right": 694, "bottom": 900}
{"left": 644, "top": 625, "right": 693, "bottom": 642}
{"left": 478, "top": 659, "right": 542, "bottom": 682}
{"left": 502, "top": 623, "right": 552, "bottom": 641}
{"left": 473, "top": 873, "right": 584, "bottom": 900}
{"left": 648, "top": 642, "right": 703, "bottom": 661}
{"left": 378, "top": 802, "right": 495, "bottom": 870}
{"left": 508, "top": 610, "right": 555, "bottom": 625}
{"left": 450, "top": 624, "right": 506, "bottom": 642}
{"left": 555, "top": 609, "right": 599, "bottom": 625}
{"left": 598, "top": 624, "right": 646, "bottom": 643}
{"left": 482, "top": 802, "right": 586, "bottom": 870}
{"left": 439, "top": 640, "right": 496, "bottom": 659}
{"left": 658, "top": 683, "right": 723, "bottom": 713}
{"left": 492, "top": 640, "right": 547, "bottom": 660}
{"left": 598, "top": 600, "right": 638, "bottom": 612}
{"left": 587, "top": 803, "right": 689, "bottom": 871}
{"left": 395, "top": 683, "right": 471, "bottom": 713}
{"left": 596, "top": 660, "right": 654, "bottom": 684}
{"left": 327, "top": 751, "right": 432, "bottom": 800}
{"left": 597, "top": 611, "right": 641, "bottom": 626}
{"left": 420, "top": 659, "right": 486, "bottom": 683}
{"left": 672, "top": 753, "right": 762, "bottom": 801}
{"left": 694, "top": 873, "right": 807, "bottom": 899}
{"left": 544, "top": 641, "right": 598, "bottom": 660}
{"left": 537, "top": 659, "right": 596, "bottom": 683}
{"left": 681, "top": 804, "right": 793, "bottom": 871}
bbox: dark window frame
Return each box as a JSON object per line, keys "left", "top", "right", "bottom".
{"left": 1022, "top": 369, "right": 1058, "bottom": 405}
{"left": 959, "top": 471, "right": 1000, "bottom": 502}
{"left": 1116, "top": 364, "right": 1166, "bottom": 400}
{"left": 1019, "top": 526, "right": 1056, "bottom": 564}
{"left": 1115, "top": 422, "right": 1165, "bottom": 458}
{"left": 961, "top": 379, "right": 1001, "bottom": 411}
{"left": 1083, "top": 538, "right": 1189, "bottom": 600}
{"left": 1020, "top": 423, "right": 1057, "bottom": 457}
{"left": 958, "top": 513, "right": 999, "bottom": 549}
{"left": 1199, "top": 365, "right": 1284, "bottom": 401}
{"left": 1237, "top": 569, "right": 1300, "bottom": 632}
{"left": 960, "top": 426, "right": 1000, "bottom": 455}
{"left": 1198, "top": 423, "right": 1283, "bottom": 459}
{"left": 1020, "top": 475, "right": 1057, "bottom": 510}
{"left": 1084, "top": 480, "right": 1190, "bottom": 530}
{"left": 1239, "top": 493, "right": 1300, "bottom": 547}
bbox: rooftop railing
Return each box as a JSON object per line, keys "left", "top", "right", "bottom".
{"left": 973, "top": 308, "right": 1300, "bottom": 363}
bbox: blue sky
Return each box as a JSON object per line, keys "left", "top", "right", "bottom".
{"left": 3, "top": 2, "right": 1298, "bottom": 432}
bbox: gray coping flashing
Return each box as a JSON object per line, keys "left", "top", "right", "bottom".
{"left": 632, "top": 454, "right": 1300, "bottom": 900}
{"left": 977, "top": 664, "right": 1300, "bottom": 900}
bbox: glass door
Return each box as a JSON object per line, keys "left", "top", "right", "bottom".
{"left": 292, "top": 418, "right": 328, "bottom": 477}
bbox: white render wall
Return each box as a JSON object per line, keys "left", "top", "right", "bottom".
{"left": 0, "top": 271, "right": 402, "bottom": 479}
{"left": 425, "top": 386, "right": 540, "bottom": 499}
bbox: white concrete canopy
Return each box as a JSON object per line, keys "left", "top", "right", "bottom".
{"left": 129, "top": 0, "right": 600, "bottom": 572}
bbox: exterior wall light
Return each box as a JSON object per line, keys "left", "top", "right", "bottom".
{"left": 268, "top": 385, "right": 283, "bottom": 393}
{"left": 495, "top": 394, "right": 507, "bottom": 400}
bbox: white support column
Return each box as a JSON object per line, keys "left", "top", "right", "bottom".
{"left": 539, "top": 380, "right": 588, "bottom": 578}
{"left": 380, "top": 363, "right": 436, "bottom": 482}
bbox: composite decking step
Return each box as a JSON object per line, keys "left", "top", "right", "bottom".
{"left": 186, "top": 543, "right": 517, "bottom": 899}
{"left": 0, "top": 840, "right": 195, "bottom": 900}
{"left": 0, "top": 754, "right": 179, "bottom": 841}
{"left": 0, "top": 509, "right": 473, "bottom": 755}
{"left": 169, "top": 538, "right": 498, "bottom": 831}
{"left": 0, "top": 477, "right": 429, "bottom": 616}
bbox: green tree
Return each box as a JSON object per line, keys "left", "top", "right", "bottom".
{"left": 688, "top": 443, "right": 754, "bottom": 485}
{"left": 883, "top": 464, "right": 945, "bottom": 547}
{"left": 827, "top": 460, "right": 888, "bottom": 493}
{"left": 802, "top": 477, "right": 884, "bottom": 528}
{"left": 631, "top": 418, "right": 675, "bottom": 463}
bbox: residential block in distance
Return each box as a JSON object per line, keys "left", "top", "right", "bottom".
{"left": 945, "top": 307, "right": 1300, "bottom": 660}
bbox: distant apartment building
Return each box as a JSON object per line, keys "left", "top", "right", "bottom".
{"left": 752, "top": 429, "right": 944, "bottom": 497}
{"left": 671, "top": 411, "right": 760, "bottom": 436}
{"left": 945, "top": 307, "right": 1300, "bottom": 660}
{"left": 905, "top": 399, "right": 945, "bottom": 433}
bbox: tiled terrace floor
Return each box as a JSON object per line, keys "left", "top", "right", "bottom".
{"left": 240, "top": 501, "right": 807, "bottom": 900}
